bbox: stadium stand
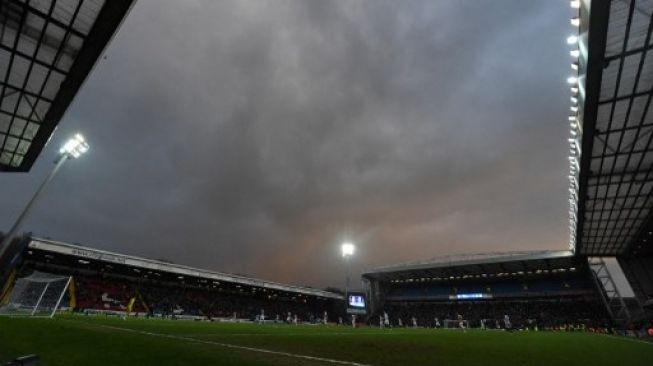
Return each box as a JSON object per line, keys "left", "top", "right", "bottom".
{"left": 5, "top": 237, "right": 344, "bottom": 322}
{"left": 363, "top": 251, "right": 614, "bottom": 330}
{"left": 572, "top": 0, "right": 653, "bottom": 324}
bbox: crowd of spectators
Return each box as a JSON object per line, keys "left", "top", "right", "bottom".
{"left": 74, "top": 275, "right": 336, "bottom": 322}
{"left": 378, "top": 298, "right": 612, "bottom": 330}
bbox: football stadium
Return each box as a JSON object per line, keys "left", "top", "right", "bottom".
{"left": 1, "top": 0, "right": 653, "bottom": 365}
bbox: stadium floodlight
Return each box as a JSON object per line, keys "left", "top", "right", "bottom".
{"left": 570, "top": 0, "right": 581, "bottom": 9}
{"left": 570, "top": 17, "right": 580, "bottom": 27}
{"left": 571, "top": 62, "right": 578, "bottom": 71}
{"left": 567, "top": 35, "right": 578, "bottom": 45}
{"left": 571, "top": 86, "right": 579, "bottom": 94}
{"left": 571, "top": 105, "right": 578, "bottom": 112}
{"left": 59, "top": 134, "right": 89, "bottom": 159}
{"left": 571, "top": 96, "right": 578, "bottom": 104}
{"left": 567, "top": 76, "right": 578, "bottom": 84}
{"left": 341, "top": 242, "right": 355, "bottom": 258}
{"left": 570, "top": 49, "right": 580, "bottom": 58}
{"left": 341, "top": 242, "right": 355, "bottom": 313}
{"left": 0, "top": 133, "right": 89, "bottom": 261}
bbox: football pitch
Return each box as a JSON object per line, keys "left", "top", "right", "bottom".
{"left": 1, "top": 315, "right": 651, "bottom": 366}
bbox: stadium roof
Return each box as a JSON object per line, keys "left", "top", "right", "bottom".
{"left": 574, "top": 0, "right": 653, "bottom": 256}
{"left": 27, "top": 237, "right": 343, "bottom": 300}
{"left": 0, "top": 0, "right": 134, "bottom": 172}
{"left": 362, "top": 250, "right": 581, "bottom": 282}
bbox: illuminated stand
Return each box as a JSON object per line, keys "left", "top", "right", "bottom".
{"left": 441, "top": 293, "right": 490, "bottom": 329}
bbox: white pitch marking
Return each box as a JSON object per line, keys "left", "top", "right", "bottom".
{"left": 601, "top": 333, "right": 653, "bottom": 346}
{"left": 179, "top": 331, "right": 402, "bottom": 337}
{"left": 97, "top": 324, "right": 374, "bottom": 366}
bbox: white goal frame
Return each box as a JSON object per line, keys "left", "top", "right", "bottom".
{"left": 0, "top": 272, "right": 72, "bottom": 318}
{"left": 443, "top": 319, "right": 470, "bottom": 329}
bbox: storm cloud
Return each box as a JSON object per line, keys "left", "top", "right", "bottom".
{"left": 1, "top": 0, "right": 572, "bottom": 288}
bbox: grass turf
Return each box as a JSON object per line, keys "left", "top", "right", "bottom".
{"left": 1, "top": 315, "right": 651, "bottom": 365}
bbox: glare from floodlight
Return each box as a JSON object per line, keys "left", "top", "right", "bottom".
{"left": 341, "top": 242, "right": 355, "bottom": 257}
{"left": 570, "top": 0, "right": 580, "bottom": 9}
{"left": 59, "top": 133, "right": 89, "bottom": 159}
{"left": 567, "top": 76, "right": 578, "bottom": 84}
{"left": 0, "top": 132, "right": 89, "bottom": 260}
{"left": 567, "top": 35, "right": 578, "bottom": 45}
{"left": 570, "top": 17, "right": 580, "bottom": 27}
{"left": 570, "top": 49, "right": 580, "bottom": 58}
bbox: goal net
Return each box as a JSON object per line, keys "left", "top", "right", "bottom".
{"left": 443, "top": 319, "right": 470, "bottom": 329}
{"left": 0, "top": 271, "right": 72, "bottom": 317}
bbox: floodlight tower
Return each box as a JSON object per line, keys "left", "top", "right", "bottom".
{"left": 0, "top": 134, "right": 89, "bottom": 260}
{"left": 341, "top": 242, "right": 355, "bottom": 307}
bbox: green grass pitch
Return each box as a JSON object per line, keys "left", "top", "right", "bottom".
{"left": 1, "top": 315, "right": 651, "bottom": 365}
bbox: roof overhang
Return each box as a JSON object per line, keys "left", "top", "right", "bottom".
{"left": 28, "top": 237, "right": 343, "bottom": 300}
{"left": 362, "top": 250, "right": 579, "bottom": 282}
{"left": 0, "top": 0, "right": 134, "bottom": 171}
{"left": 575, "top": 0, "right": 653, "bottom": 256}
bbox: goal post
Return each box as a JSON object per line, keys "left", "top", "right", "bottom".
{"left": 50, "top": 276, "right": 72, "bottom": 318}
{"left": 443, "top": 319, "right": 470, "bottom": 329}
{"left": 0, "top": 271, "right": 72, "bottom": 318}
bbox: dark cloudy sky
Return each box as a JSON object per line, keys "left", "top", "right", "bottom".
{"left": 1, "top": 0, "right": 578, "bottom": 289}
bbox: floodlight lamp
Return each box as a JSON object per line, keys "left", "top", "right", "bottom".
{"left": 570, "top": 49, "right": 580, "bottom": 58}
{"left": 59, "top": 133, "right": 89, "bottom": 159}
{"left": 341, "top": 242, "right": 355, "bottom": 257}
{"left": 570, "top": 0, "right": 581, "bottom": 9}
{"left": 567, "top": 76, "right": 578, "bottom": 84}
{"left": 567, "top": 35, "right": 578, "bottom": 45}
{"left": 570, "top": 17, "right": 580, "bottom": 27}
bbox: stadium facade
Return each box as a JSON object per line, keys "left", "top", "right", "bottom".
{"left": 362, "top": 251, "right": 616, "bottom": 328}
{"left": 570, "top": 0, "right": 653, "bottom": 318}
{"left": 1, "top": 236, "right": 343, "bottom": 321}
